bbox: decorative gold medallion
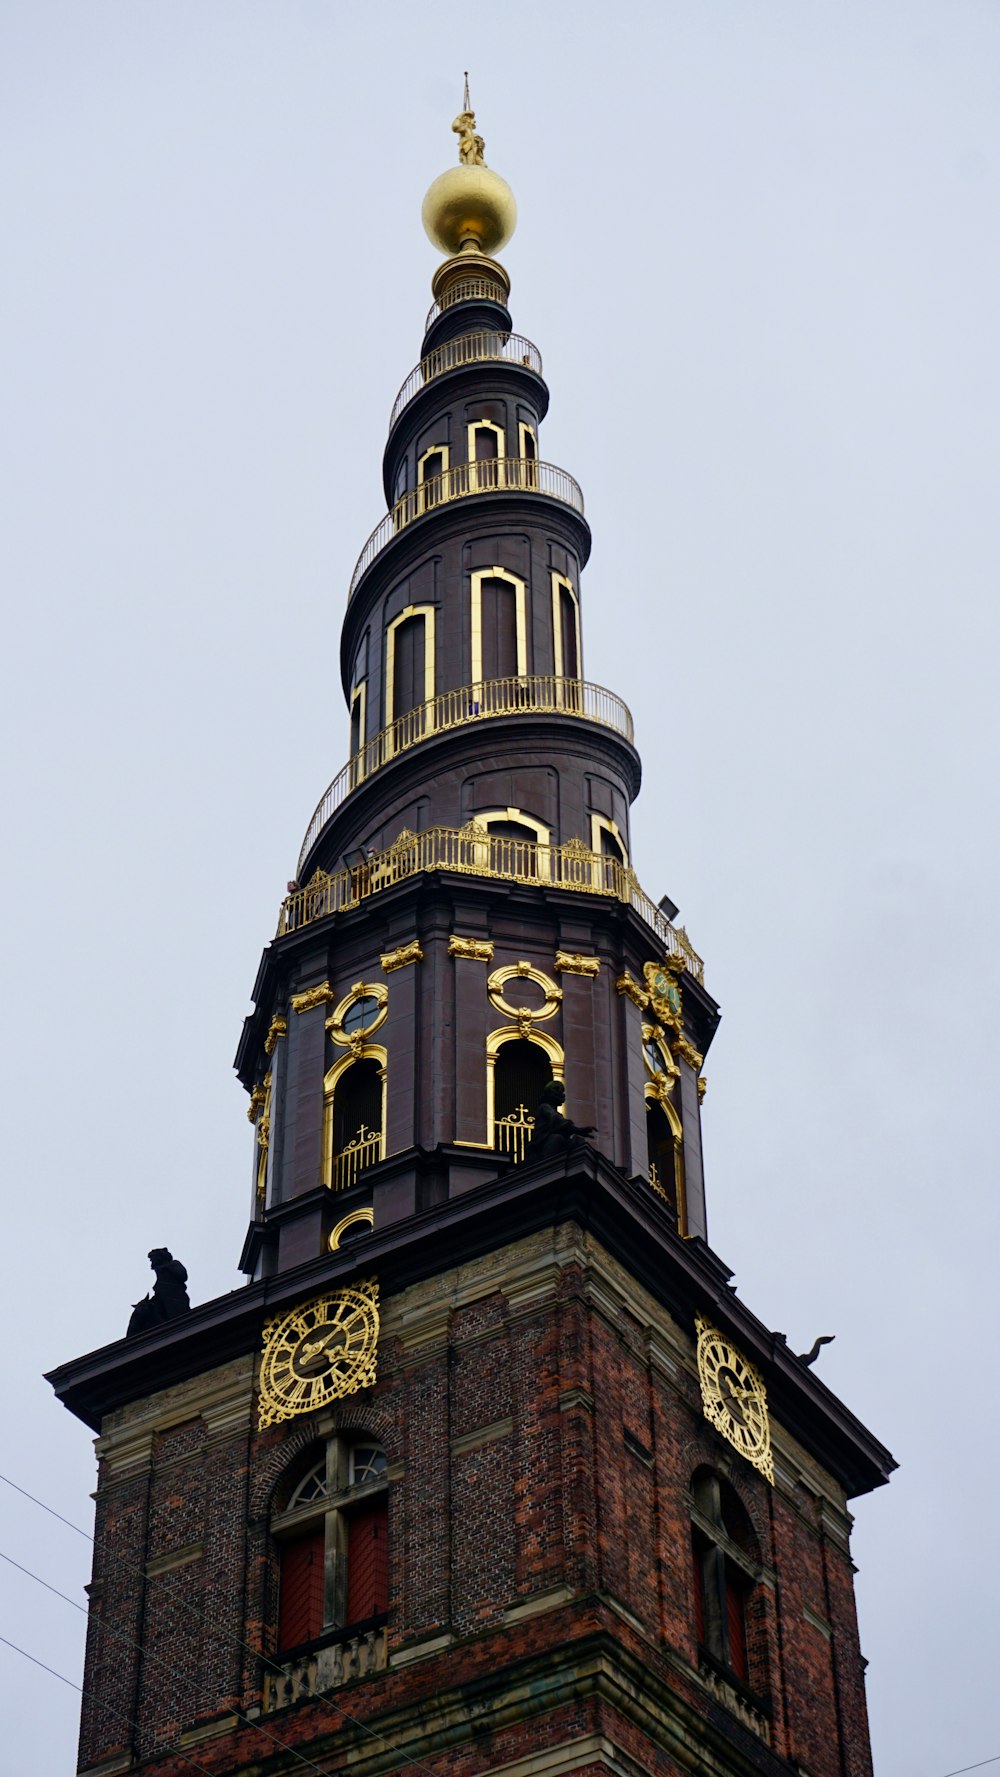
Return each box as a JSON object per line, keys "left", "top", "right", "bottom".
{"left": 643, "top": 959, "right": 684, "bottom": 1030}
{"left": 258, "top": 1280, "right": 380, "bottom": 1428}
{"left": 695, "top": 1316, "right": 774, "bottom": 1484}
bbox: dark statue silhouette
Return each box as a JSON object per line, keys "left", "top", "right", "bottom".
{"left": 525, "top": 1081, "right": 596, "bottom": 1161}
{"left": 127, "top": 1249, "right": 191, "bottom": 1337}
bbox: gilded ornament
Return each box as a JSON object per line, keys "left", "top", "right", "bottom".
{"left": 421, "top": 87, "right": 517, "bottom": 259}
{"left": 487, "top": 962, "right": 562, "bottom": 1022}
{"left": 263, "top": 1015, "right": 287, "bottom": 1055}
{"left": 554, "top": 951, "right": 601, "bottom": 977}
{"left": 291, "top": 983, "right": 335, "bottom": 1015}
{"left": 561, "top": 836, "right": 592, "bottom": 858}
{"left": 672, "top": 1037, "right": 704, "bottom": 1070}
{"left": 448, "top": 935, "right": 494, "bottom": 961}
{"left": 257, "top": 1280, "right": 380, "bottom": 1428}
{"left": 452, "top": 107, "right": 486, "bottom": 167}
{"left": 247, "top": 1083, "right": 266, "bottom": 1123}
{"left": 697, "top": 1075, "right": 708, "bottom": 1102}
{"left": 326, "top": 984, "right": 388, "bottom": 1045}
{"left": 643, "top": 960, "right": 683, "bottom": 1030}
{"left": 380, "top": 942, "right": 424, "bottom": 973}
{"left": 615, "top": 971, "right": 649, "bottom": 1011}
{"left": 695, "top": 1316, "right": 774, "bottom": 1485}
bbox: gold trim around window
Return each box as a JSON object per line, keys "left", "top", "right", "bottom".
{"left": 384, "top": 603, "right": 436, "bottom": 756}
{"left": 551, "top": 572, "right": 583, "bottom": 686}
{"left": 417, "top": 443, "right": 450, "bottom": 511}
{"left": 349, "top": 681, "right": 367, "bottom": 783}
{"left": 645, "top": 1086, "right": 687, "bottom": 1233}
{"left": 485, "top": 1025, "right": 565, "bottom": 1153}
{"left": 470, "top": 567, "right": 527, "bottom": 688}
{"left": 467, "top": 418, "right": 506, "bottom": 466}
{"left": 589, "top": 813, "right": 629, "bottom": 868}
{"left": 517, "top": 420, "right": 537, "bottom": 462}
{"left": 329, "top": 1206, "right": 375, "bottom": 1251}
{"left": 322, "top": 1043, "right": 388, "bottom": 1190}
{"left": 471, "top": 807, "right": 552, "bottom": 881}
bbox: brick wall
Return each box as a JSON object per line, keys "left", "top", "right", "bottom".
{"left": 78, "top": 1230, "right": 874, "bottom": 1777}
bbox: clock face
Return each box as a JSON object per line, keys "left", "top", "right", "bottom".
{"left": 258, "top": 1281, "right": 379, "bottom": 1428}
{"left": 695, "top": 1316, "right": 774, "bottom": 1484}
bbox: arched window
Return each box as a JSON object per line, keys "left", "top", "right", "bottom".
{"left": 590, "top": 813, "right": 629, "bottom": 867}
{"left": 322, "top": 1051, "right": 386, "bottom": 1193}
{"left": 349, "top": 681, "right": 366, "bottom": 777}
{"left": 272, "top": 1440, "right": 389, "bottom": 1661}
{"left": 417, "top": 443, "right": 449, "bottom": 510}
{"left": 470, "top": 567, "right": 527, "bottom": 687}
{"left": 487, "top": 1027, "right": 564, "bottom": 1162}
{"left": 551, "top": 573, "right": 582, "bottom": 684}
{"left": 690, "top": 1469, "right": 762, "bottom": 1693}
{"left": 384, "top": 603, "right": 435, "bottom": 757}
{"left": 467, "top": 419, "right": 505, "bottom": 490}
{"left": 471, "top": 807, "right": 552, "bottom": 882}
{"left": 643, "top": 1027, "right": 685, "bottom": 1226}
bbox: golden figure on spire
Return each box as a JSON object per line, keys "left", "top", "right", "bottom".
{"left": 452, "top": 75, "right": 486, "bottom": 166}
{"left": 422, "top": 75, "right": 516, "bottom": 259}
{"left": 452, "top": 109, "right": 486, "bottom": 167}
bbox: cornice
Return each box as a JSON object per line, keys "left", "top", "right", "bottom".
{"left": 47, "top": 1146, "right": 893, "bottom": 1499}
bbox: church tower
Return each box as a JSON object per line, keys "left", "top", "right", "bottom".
{"left": 49, "top": 105, "right": 895, "bottom": 1777}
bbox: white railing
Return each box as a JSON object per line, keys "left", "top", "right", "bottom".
{"left": 297, "top": 675, "right": 634, "bottom": 873}
{"left": 348, "top": 457, "right": 583, "bottom": 600}
{"left": 389, "top": 330, "right": 542, "bottom": 429}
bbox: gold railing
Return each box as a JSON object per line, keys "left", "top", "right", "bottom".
{"left": 279, "top": 826, "right": 705, "bottom": 984}
{"left": 348, "top": 457, "right": 583, "bottom": 600}
{"left": 389, "top": 330, "right": 542, "bottom": 429}
{"left": 333, "top": 1126, "right": 382, "bottom": 1193}
{"left": 425, "top": 277, "right": 509, "bottom": 331}
{"left": 297, "top": 675, "right": 634, "bottom": 873}
{"left": 495, "top": 1104, "right": 535, "bottom": 1165}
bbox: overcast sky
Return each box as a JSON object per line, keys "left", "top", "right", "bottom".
{"left": 2, "top": 4, "right": 998, "bottom": 1773}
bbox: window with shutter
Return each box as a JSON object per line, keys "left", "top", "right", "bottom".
{"left": 277, "top": 1527, "right": 325, "bottom": 1650}
{"left": 345, "top": 1499, "right": 389, "bottom": 1624}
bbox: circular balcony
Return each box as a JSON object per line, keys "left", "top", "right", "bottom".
{"left": 424, "top": 275, "right": 511, "bottom": 333}
{"left": 280, "top": 823, "right": 705, "bottom": 986}
{"left": 389, "top": 329, "right": 543, "bottom": 431}
{"left": 348, "top": 457, "right": 584, "bottom": 602}
{"left": 297, "top": 674, "right": 634, "bottom": 876}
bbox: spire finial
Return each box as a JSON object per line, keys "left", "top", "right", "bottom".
{"left": 452, "top": 80, "right": 486, "bottom": 167}
{"left": 422, "top": 86, "right": 517, "bottom": 259}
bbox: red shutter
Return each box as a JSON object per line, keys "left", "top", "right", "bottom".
{"left": 725, "top": 1571, "right": 749, "bottom": 1681}
{"left": 346, "top": 1499, "right": 389, "bottom": 1625}
{"left": 278, "top": 1528, "right": 325, "bottom": 1650}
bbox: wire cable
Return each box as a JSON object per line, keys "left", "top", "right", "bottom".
{"left": 933, "top": 1760, "right": 1000, "bottom": 1777}
{"left": 0, "top": 1469, "right": 440, "bottom": 1777}
{"left": 0, "top": 1548, "right": 336, "bottom": 1777}
{"left": 0, "top": 1631, "right": 220, "bottom": 1777}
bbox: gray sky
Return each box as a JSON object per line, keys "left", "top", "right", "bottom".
{"left": 2, "top": 4, "right": 997, "bottom": 1772}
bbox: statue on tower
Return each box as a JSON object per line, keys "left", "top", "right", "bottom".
{"left": 126, "top": 1248, "right": 191, "bottom": 1337}
{"left": 526, "top": 1081, "right": 596, "bottom": 1162}
{"left": 452, "top": 108, "right": 485, "bottom": 166}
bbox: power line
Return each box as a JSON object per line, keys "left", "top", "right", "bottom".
{"left": 934, "top": 1760, "right": 1000, "bottom": 1777}
{"left": 0, "top": 1468, "right": 440, "bottom": 1777}
{"left": 0, "top": 1548, "right": 334, "bottom": 1777}
{"left": 0, "top": 1632, "right": 219, "bottom": 1777}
